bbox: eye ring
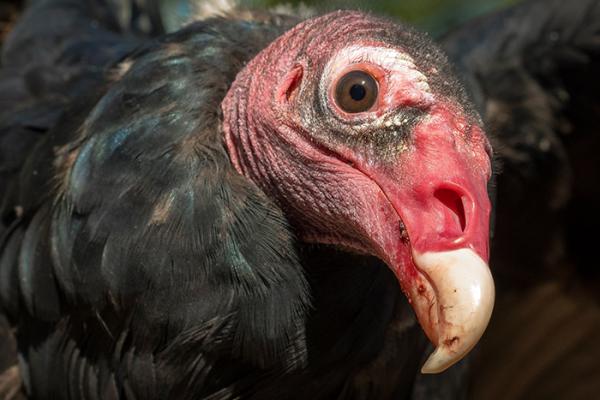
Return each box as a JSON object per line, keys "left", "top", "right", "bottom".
{"left": 334, "top": 70, "right": 378, "bottom": 113}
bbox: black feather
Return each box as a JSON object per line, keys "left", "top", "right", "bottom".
{"left": 0, "top": 2, "right": 476, "bottom": 399}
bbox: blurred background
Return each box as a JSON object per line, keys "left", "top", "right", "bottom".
{"left": 2, "top": 0, "right": 522, "bottom": 53}
{"left": 159, "top": 0, "right": 521, "bottom": 36}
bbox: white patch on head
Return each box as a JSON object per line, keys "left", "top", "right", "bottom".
{"left": 322, "top": 45, "right": 432, "bottom": 98}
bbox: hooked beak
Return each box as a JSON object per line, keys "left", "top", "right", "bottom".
{"left": 362, "top": 108, "right": 495, "bottom": 374}
{"left": 378, "top": 176, "right": 495, "bottom": 374}
{"left": 412, "top": 249, "right": 494, "bottom": 373}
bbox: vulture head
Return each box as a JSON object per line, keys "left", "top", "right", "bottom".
{"left": 222, "top": 11, "right": 494, "bottom": 373}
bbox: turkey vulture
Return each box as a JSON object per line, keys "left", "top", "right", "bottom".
{"left": 0, "top": 0, "right": 596, "bottom": 399}
{"left": 0, "top": 0, "right": 496, "bottom": 398}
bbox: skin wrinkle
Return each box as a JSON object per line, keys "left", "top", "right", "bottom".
{"left": 227, "top": 11, "right": 431, "bottom": 244}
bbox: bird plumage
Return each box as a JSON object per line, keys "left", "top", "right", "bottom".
{"left": 0, "top": 3, "right": 470, "bottom": 399}
{"left": 1, "top": 0, "right": 598, "bottom": 399}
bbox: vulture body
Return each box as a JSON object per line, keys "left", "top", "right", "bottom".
{"left": 0, "top": 2, "right": 476, "bottom": 399}
{"left": 0, "top": 0, "right": 598, "bottom": 399}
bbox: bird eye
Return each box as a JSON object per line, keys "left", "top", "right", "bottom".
{"left": 334, "top": 70, "right": 378, "bottom": 113}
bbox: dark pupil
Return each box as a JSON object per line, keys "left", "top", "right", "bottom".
{"left": 349, "top": 84, "right": 366, "bottom": 101}
{"left": 334, "top": 70, "right": 378, "bottom": 113}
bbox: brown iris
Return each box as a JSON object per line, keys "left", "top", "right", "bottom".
{"left": 334, "top": 70, "right": 378, "bottom": 113}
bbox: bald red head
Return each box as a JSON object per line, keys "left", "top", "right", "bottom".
{"left": 222, "top": 11, "right": 494, "bottom": 373}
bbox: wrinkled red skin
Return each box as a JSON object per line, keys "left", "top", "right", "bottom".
{"left": 352, "top": 105, "right": 491, "bottom": 284}
{"left": 222, "top": 11, "right": 492, "bottom": 308}
{"left": 317, "top": 102, "right": 492, "bottom": 293}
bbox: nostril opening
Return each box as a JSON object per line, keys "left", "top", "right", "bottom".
{"left": 434, "top": 188, "right": 467, "bottom": 233}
